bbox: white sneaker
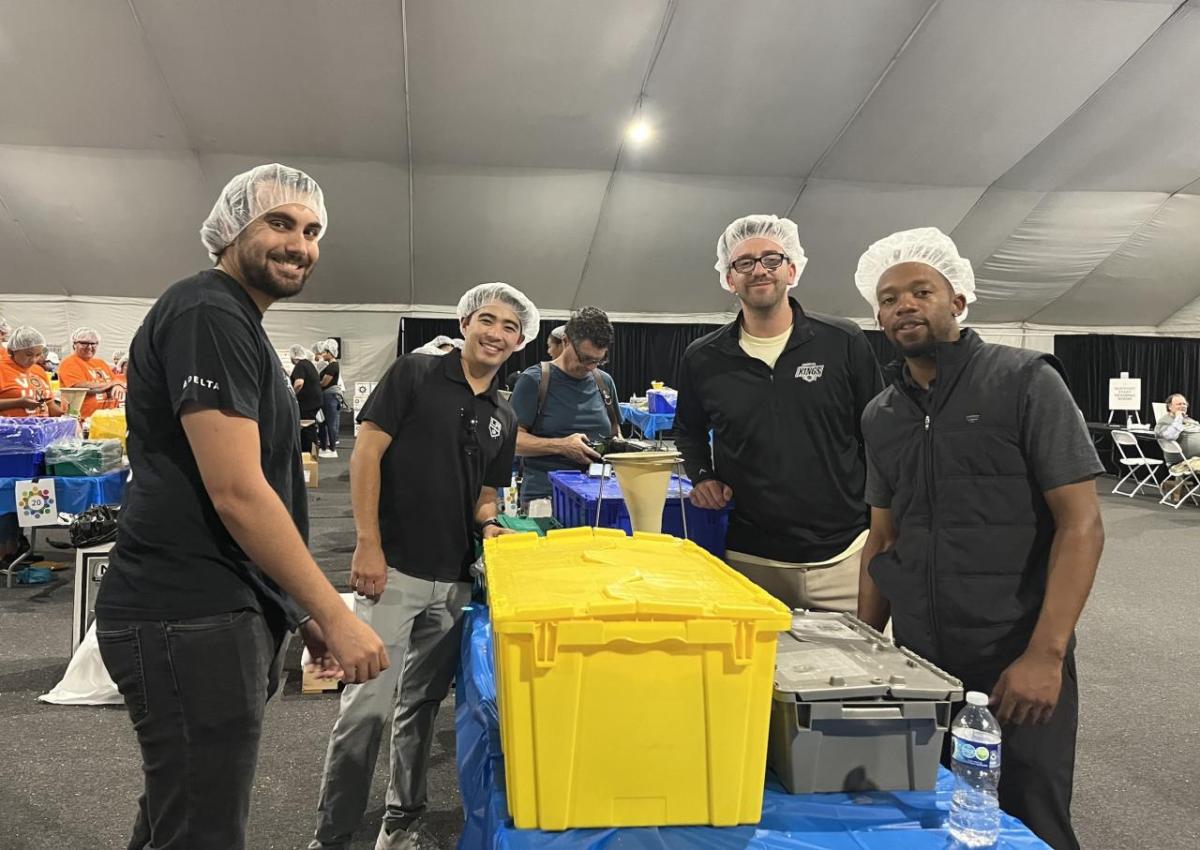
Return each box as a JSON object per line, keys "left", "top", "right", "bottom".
{"left": 319, "top": 449, "right": 338, "bottom": 459}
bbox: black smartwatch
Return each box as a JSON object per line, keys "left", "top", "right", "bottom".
{"left": 478, "top": 518, "right": 503, "bottom": 535}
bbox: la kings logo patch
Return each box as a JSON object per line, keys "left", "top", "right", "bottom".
{"left": 488, "top": 416, "right": 502, "bottom": 439}
{"left": 795, "top": 362, "right": 824, "bottom": 383}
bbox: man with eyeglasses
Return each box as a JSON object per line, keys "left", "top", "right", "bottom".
{"left": 675, "top": 214, "right": 882, "bottom": 613}
{"left": 58, "top": 326, "right": 126, "bottom": 418}
{"left": 311, "top": 282, "right": 538, "bottom": 850}
{"left": 511, "top": 306, "right": 620, "bottom": 508}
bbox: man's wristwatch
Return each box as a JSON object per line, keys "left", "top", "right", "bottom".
{"left": 478, "top": 518, "right": 503, "bottom": 535}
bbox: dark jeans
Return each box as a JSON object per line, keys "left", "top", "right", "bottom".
{"left": 97, "top": 609, "right": 290, "bottom": 850}
{"left": 943, "top": 652, "right": 1081, "bottom": 850}
{"left": 318, "top": 391, "right": 341, "bottom": 450}
{"left": 300, "top": 417, "right": 320, "bottom": 454}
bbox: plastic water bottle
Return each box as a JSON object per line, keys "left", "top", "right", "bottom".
{"left": 949, "top": 691, "right": 1001, "bottom": 847}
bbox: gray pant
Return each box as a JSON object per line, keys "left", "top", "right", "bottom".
{"left": 311, "top": 572, "right": 471, "bottom": 848}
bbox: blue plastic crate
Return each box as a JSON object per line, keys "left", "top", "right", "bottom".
{"left": 0, "top": 452, "right": 45, "bottom": 479}
{"left": 548, "top": 470, "right": 729, "bottom": 558}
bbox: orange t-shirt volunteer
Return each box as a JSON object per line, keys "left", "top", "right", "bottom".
{"left": 58, "top": 353, "right": 119, "bottom": 419}
{"left": 0, "top": 348, "right": 55, "bottom": 417}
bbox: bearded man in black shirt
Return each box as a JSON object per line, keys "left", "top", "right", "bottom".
{"left": 96, "top": 163, "right": 388, "bottom": 850}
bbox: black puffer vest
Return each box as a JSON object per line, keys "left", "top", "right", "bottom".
{"left": 861, "top": 330, "right": 1062, "bottom": 681}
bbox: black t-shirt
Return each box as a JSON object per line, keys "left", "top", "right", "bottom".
{"left": 96, "top": 269, "right": 308, "bottom": 627}
{"left": 291, "top": 358, "right": 322, "bottom": 416}
{"left": 358, "top": 349, "right": 516, "bottom": 582}
{"left": 320, "top": 360, "right": 341, "bottom": 391}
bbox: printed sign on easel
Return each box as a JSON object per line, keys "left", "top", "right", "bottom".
{"left": 15, "top": 479, "right": 59, "bottom": 528}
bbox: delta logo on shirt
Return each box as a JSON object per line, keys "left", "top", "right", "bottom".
{"left": 182, "top": 375, "right": 221, "bottom": 392}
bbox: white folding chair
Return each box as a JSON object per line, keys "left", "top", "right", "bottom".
{"left": 1111, "top": 430, "right": 1162, "bottom": 497}
{"left": 1157, "top": 438, "right": 1200, "bottom": 509}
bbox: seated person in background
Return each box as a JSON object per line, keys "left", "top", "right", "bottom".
{"left": 511, "top": 307, "right": 619, "bottom": 507}
{"left": 289, "top": 345, "right": 323, "bottom": 454}
{"left": 546, "top": 325, "right": 566, "bottom": 359}
{"left": 1155, "top": 393, "right": 1200, "bottom": 500}
{"left": 0, "top": 326, "right": 63, "bottom": 417}
{"left": 1155, "top": 393, "right": 1200, "bottom": 453}
{"left": 59, "top": 326, "right": 126, "bottom": 417}
{"left": 0, "top": 314, "right": 10, "bottom": 349}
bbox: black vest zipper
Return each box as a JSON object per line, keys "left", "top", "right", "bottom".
{"left": 923, "top": 413, "right": 943, "bottom": 658}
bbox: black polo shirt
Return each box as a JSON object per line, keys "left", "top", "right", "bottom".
{"left": 96, "top": 268, "right": 307, "bottom": 628}
{"left": 357, "top": 349, "right": 516, "bottom": 582}
{"left": 675, "top": 298, "right": 883, "bottom": 563}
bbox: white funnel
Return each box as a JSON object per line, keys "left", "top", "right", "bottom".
{"left": 605, "top": 451, "right": 681, "bottom": 535}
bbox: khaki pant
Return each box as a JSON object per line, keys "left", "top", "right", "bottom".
{"left": 724, "top": 547, "right": 861, "bottom": 613}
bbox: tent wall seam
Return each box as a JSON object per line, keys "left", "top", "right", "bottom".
{"left": 783, "top": 0, "right": 943, "bottom": 219}
{"left": 568, "top": 0, "right": 678, "bottom": 312}
{"left": 400, "top": 0, "right": 416, "bottom": 306}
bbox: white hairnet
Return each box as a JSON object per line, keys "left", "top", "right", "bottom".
{"left": 450, "top": 338, "right": 465, "bottom": 350}
{"left": 412, "top": 343, "right": 449, "bottom": 356}
{"left": 315, "top": 338, "right": 339, "bottom": 358}
{"left": 288, "top": 344, "right": 308, "bottom": 360}
{"left": 9, "top": 326, "right": 46, "bottom": 351}
{"left": 111, "top": 348, "right": 128, "bottom": 364}
{"left": 0, "top": 315, "right": 10, "bottom": 336}
{"left": 715, "top": 214, "right": 808, "bottom": 292}
{"left": 456, "top": 283, "right": 540, "bottom": 351}
{"left": 72, "top": 326, "right": 100, "bottom": 344}
{"left": 200, "top": 163, "right": 328, "bottom": 261}
{"left": 45, "top": 350, "right": 61, "bottom": 367}
{"left": 549, "top": 325, "right": 567, "bottom": 341}
{"left": 427, "top": 335, "right": 456, "bottom": 350}
{"left": 855, "top": 227, "right": 976, "bottom": 321}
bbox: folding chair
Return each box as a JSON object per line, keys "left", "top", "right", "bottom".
{"left": 1157, "top": 438, "right": 1200, "bottom": 509}
{"left": 1111, "top": 430, "right": 1162, "bottom": 497}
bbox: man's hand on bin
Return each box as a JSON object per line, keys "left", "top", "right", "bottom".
{"left": 557, "top": 433, "right": 602, "bottom": 465}
{"left": 990, "top": 648, "right": 1063, "bottom": 725}
{"left": 690, "top": 479, "right": 733, "bottom": 510}
{"left": 350, "top": 542, "right": 389, "bottom": 599}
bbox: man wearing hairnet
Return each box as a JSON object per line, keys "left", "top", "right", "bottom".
{"left": 546, "top": 324, "right": 566, "bottom": 359}
{"left": 95, "top": 164, "right": 388, "bottom": 850}
{"left": 58, "top": 326, "right": 125, "bottom": 418}
{"left": 311, "top": 282, "right": 535, "bottom": 850}
{"left": 290, "top": 344, "right": 323, "bottom": 453}
{"left": 315, "top": 338, "right": 344, "bottom": 458}
{"left": 855, "top": 228, "right": 1104, "bottom": 850}
{"left": 675, "top": 215, "right": 882, "bottom": 613}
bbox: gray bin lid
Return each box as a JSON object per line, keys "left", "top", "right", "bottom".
{"left": 773, "top": 610, "right": 962, "bottom": 702}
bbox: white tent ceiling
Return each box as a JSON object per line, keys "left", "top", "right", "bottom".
{"left": 3, "top": 0, "right": 1200, "bottom": 329}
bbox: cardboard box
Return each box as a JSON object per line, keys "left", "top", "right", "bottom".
{"left": 302, "top": 456, "right": 319, "bottom": 488}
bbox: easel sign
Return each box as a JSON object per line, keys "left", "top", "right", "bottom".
{"left": 15, "top": 479, "right": 59, "bottom": 528}
{"left": 1108, "top": 372, "right": 1143, "bottom": 426}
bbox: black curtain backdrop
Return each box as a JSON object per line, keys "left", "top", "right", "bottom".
{"left": 400, "top": 318, "right": 726, "bottom": 397}
{"left": 1054, "top": 334, "right": 1200, "bottom": 423}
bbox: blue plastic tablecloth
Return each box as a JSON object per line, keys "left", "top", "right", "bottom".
{"left": 456, "top": 604, "right": 1049, "bottom": 850}
{"left": 619, "top": 403, "right": 675, "bottom": 439}
{"left": 0, "top": 469, "right": 128, "bottom": 516}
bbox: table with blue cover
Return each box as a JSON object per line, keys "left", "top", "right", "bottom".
{"left": 2, "top": 469, "right": 129, "bottom": 586}
{"left": 456, "top": 604, "right": 1049, "bottom": 850}
{"left": 619, "top": 403, "right": 675, "bottom": 440}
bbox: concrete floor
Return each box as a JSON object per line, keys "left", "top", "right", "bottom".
{"left": 2, "top": 456, "right": 1198, "bottom": 849}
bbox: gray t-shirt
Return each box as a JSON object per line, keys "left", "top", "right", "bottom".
{"left": 866, "top": 361, "right": 1103, "bottom": 507}
{"left": 510, "top": 364, "right": 618, "bottom": 500}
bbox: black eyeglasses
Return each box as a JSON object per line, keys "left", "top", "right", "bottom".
{"left": 730, "top": 252, "right": 788, "bottom": 275}
{"left": 567, "top": 336, "right": 608, "bottom": 368}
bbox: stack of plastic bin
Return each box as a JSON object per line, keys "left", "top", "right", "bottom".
{"left": 0, "top": 418, "right": 79, "bottom": 478}
{"left": 485, "top": 527, "right": 790, "bottom": 830}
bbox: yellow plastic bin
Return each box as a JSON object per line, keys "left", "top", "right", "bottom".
{"left": 88, "top": 408, "right": 127, "bottom": 452}
{"left": 484, "top": 527, "right": 791, "bottom": 831}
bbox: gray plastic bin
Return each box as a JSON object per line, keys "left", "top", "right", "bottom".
{"left": 770, "top": 610, "right": 962, "bottom": 794}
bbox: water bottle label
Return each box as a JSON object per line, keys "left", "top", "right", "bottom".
{"left": 951, "top": 735, "right": 1000, "bottom": 770}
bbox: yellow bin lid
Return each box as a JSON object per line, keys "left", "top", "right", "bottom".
{"left": 486, "top": 527, "right": 790, "bottom": 628}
